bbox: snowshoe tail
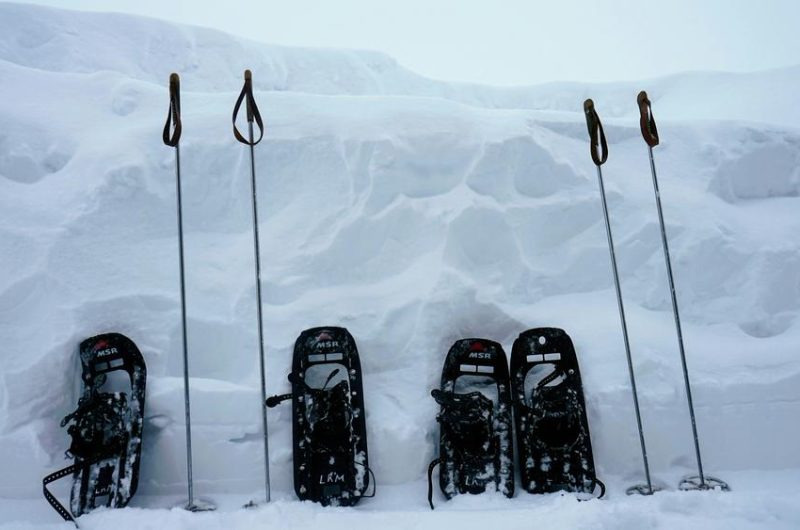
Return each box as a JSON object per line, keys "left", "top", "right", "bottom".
{"left": 43, "top": 333, "right": 146, "bottom": 521}
{"left": 429, "top": 338, "right": 514, "bottom": 506}
{"left": 510, "top": 328, "right": 603, "bottom": 497}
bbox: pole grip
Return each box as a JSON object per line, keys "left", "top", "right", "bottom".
{"left": 233, "top": 69, "right": 264, "bottom": 145}
{"left": 583, "top": 99, "right": 608, "bottom": 166}
{"left": 244, "top": 69, "right": 254, "bottom": 123}
{"left": 163, "top": 73, "right": 182, "bottom": 147}
{"left": 637, "top": 91, "right": 659, "bottom": 147}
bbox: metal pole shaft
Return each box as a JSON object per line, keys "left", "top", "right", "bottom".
{"left": 174, "top": 144, "right": 195, "bottom": 505}
{"left": 248, "top": 120, "right": 271, "bottom": 502}
{"left": 647, "top": 147, "right": 705, "bottom": 485}
{"left": 596, "top": 166, "right": 653, "bottom": 493}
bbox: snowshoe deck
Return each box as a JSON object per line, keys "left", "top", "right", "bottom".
{"left": 428, "top": 338, "right": 514, "bottom": 508}
{"left": 267, "top": 327, "right": 371, "bottom": 506}
{"left": 510, "top": 328, "right": 603, "bottom": 497}
{"left": 43, "top": 333, "right": 146, "bottom": 521}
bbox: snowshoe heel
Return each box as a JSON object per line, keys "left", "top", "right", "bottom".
{"left": 432, "top": 389, "right": 496, "bottom": 495}
{"left": 428, "top": 338, "right": 514, "bottom": 508}
{"left": 510, "top": 328, "right": 603, "bottom": 498}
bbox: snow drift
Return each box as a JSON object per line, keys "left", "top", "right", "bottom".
{"left": 1, "top": 3, "right": 799, "bottom": 528}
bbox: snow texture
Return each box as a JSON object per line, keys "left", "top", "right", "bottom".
{"left": 1, "top": 3, "right": 800, "bottom": 528}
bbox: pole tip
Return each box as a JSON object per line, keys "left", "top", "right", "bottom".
{"left": 169, "top": 72, "right": 180, "bottom": 87}
{"left": 637, "top": 90, "right": 649, "bottom": 105}
{"left": 583, "top": 98, "right": 594, "bottom": 112}
{"left": 244, "top": 69, "right": 252, "bottom": 81}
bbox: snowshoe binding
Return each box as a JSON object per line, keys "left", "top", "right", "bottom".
{"left": 428, "top": 338, "right": 514, "bottom": 508}
{"left": 43, "top": 333, "right": 146, "bottom": 522}
{"left": 510, "top": 328, "right": 604, "bottom": 498}
{"left": 266, "top": 327, "right": 372, "bottom": 506}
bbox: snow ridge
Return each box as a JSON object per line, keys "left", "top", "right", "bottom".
{"left": 2, "top": 3, "right": 800, "bottom": 125}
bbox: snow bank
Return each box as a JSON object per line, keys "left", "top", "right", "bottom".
{"left": 3, "top": 2, "right": 800, "bottom": 124}
{"left": 1, "top": 3, "right": 800, "bottom": 528}
{"left": 6, "top": 472, "right": 800, "bottom": 530}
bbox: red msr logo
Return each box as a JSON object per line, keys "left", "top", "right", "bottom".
{"left": 315, "top": 331, "right": 339, "bottom": 349}
{"left": 468, "top": 341, "right": 491, "bottom": 359}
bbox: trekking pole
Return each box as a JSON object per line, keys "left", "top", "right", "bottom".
{"left": 636, "top": 91, "right": 729, "bottom": 491}
{"left": 232, "top": 70, "right": 271, "bottom": 504}
{"left": 163, "top": 74, "right": 216, "bottom": 512}
{"left": 583, "top": 99, "right": 656, "bottom": 495}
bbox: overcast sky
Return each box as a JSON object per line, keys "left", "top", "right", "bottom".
{"left": 18, "top": 0, "right": 800, "bottom": 86}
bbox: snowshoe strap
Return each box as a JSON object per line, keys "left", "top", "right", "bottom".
{"left": 536, "top": 366, "right": 565, "bottom": 388}
{"left": 576, "top": 478, "right": 606, "bottom": 500}
{"left": 354, "top": 461, "right": 377, "bottom": 498}
{"left": 287, "top": 369, "right": 341, "bottom": 394}
{"left": 524, "top": 385, "right": 582, "bottom": 448}
{"left": 427, "top": 458, "right": 441, "bottom": 510}
{"left": 306, "top": 380, "right": 352, "bottom": 454}
{"left": 595, "top": 478, "right": 606, "bottom": 499}
{"left": 431, "top": 389, "right": 496, "bottom": 495}
{"left": 431, "top": 388, "right": 492, "bottom": 410}
{"left": 265, "top": 393, "right": 292, "bottom": 408}
{"left": 432, "top": 390, "right": 494, "bottom": 457}
{"left": 232, "top": 69, "right": 264, "bottom": 146}
{"left": 266, "top": 368, "right": 342, "bottom": 407}
{"left": 321, "top": 368, "right": 341, "bottom": 390}
{"left": 42, "top": 453, "right": 110, "bottom": 525}
{"left": 62, "top": 392, "right": 128, "bottom": 460}
{"left": 43, "top": 463, "right": 79, "bottom": 524}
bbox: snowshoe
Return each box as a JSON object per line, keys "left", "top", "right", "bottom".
{"left": 510, "top": 328, "right": 604, "bottom": 498}
{"left": 266, "top": 327, "right": 372, "bottom": 506}
{"left": 427, "top": 338, "right": 514, "bottom": 508}
{"left": 43, "top": 333, "right": 146, "bottom": 522}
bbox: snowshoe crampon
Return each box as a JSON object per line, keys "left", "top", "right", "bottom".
{"left": 266, "top": 327, "right": 372, "bottom": 506}
{"left": 428, "top": 338, "right": 513, "bottom": 508}
{"left": 510, "top": 328, "right": 604, "bottom": 498}
{"left": 43, "top": 333, "right": 146, "bottom": 522}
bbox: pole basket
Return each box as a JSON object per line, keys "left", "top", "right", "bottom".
{"left": 679, "top": 475, "right": 730, "bottom": 492}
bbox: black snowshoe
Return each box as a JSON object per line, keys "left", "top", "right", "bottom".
{"left": 510, "top": 328, "right": 604, "bottom": 498}
{"left": 428, "top": 338, "right": 514, "bottom": 508}
{"left": 266, "top": 327, "right": 372, "bottom": 506}
{"left": 43, "top": 333, "right": 147, "bottom": 522}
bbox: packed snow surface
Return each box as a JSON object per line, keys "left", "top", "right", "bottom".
{"left": 1, "top": 3, "right": 800, "bottom": 529}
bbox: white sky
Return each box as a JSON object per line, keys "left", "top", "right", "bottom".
{"left": 18, "top": 0, "right": 800, "bottom": 86}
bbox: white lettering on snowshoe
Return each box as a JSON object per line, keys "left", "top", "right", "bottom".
{"left": 319, "top": 472, "right": 346, "bottom": 484}
{"left": 464, "top": 475, "right": 487, "bottom": 487}
{"left": 96, "top": 347, "right": 118, "bottom": 358}
{"left": 468, "top": 351, "right": 492, "bottom": 360}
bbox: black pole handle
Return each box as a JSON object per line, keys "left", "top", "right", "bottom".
{"left": 162, "top": 73, "right": 182, "bottom": 147}
{"left": 637, "top": 90, "right": 660, "bottom": 147}
{"left": 232, "top": 69, "right": 264, "bottom": 146}
{"left": 583, "top": 99, "right": 608, "bottom": 166}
